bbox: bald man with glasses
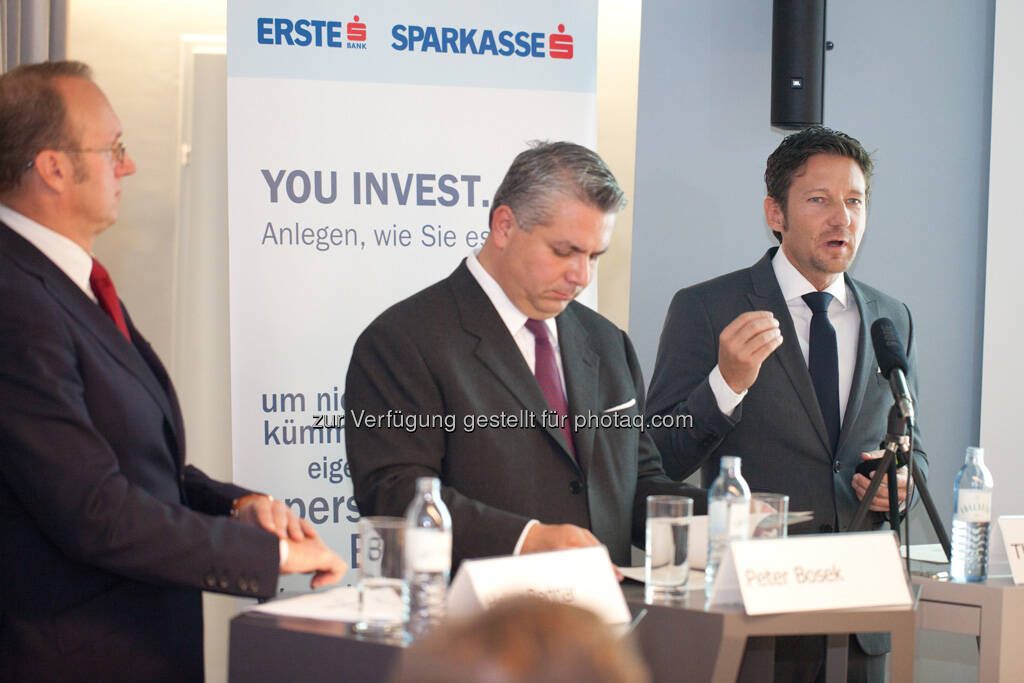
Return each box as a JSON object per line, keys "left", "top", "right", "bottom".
{"left": 0, "top": 61, "right": 345, "bottom": 682}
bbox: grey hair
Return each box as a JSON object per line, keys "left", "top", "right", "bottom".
{"left": 489, "top": 141, "right": 626, "bottom": 230}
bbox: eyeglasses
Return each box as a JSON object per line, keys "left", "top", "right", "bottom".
{"left": 61, "top": 140, "right": 128, "bottom": 164}
{"left": 24, "top": 140, "right": 128, "bottom": 169}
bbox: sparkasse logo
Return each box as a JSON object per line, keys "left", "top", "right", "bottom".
{"left": 256, "top": 14, "right": 367, "bottom": 48}
{"left": 549, "top": 24, "right": 572, "bottom": 59}
{"left": 391, "top": 23, "right": 574, "bottom": 59}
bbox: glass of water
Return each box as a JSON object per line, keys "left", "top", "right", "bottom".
{"left": 750, "top": 492, "right": 789, "bottom": 539}
{"left": 645, "top": 495, "right": 693, "bottom": 603}
{"left": 354, "top": 516, "right": 406, "bottom": 638}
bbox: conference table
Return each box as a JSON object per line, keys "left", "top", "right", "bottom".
{"left": 913, "top": 574, "right": 1024, "bottom": 682}
{"left": 228, "top": 582, "right": 916, "bottom": 682}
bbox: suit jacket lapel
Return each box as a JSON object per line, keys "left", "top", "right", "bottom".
{"left": 0, "top": 223, "right": 182, "bottom": 453}
{"left": 125, "top": 311, "right": 186, "bottom": 464}
{"left": 836, "top": 276, "right": 878, "bottom": 455}
{"left": 557, "top": 305, "right": 599, "bottom": 476}
{"left": 449, "top": 262, "right": 580, "bottom": 471}
{"left": 747, "top": 248, "right": 832, "bottom": 454}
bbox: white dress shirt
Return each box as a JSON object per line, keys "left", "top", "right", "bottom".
{"left": 0, "top": 203, "right": 96, "bottom": 302}
{"left": 466, "top": 252, "right": 571, "bottom": 553}
{"left": 711, "top": 248, "right": 861, "bottom": 426}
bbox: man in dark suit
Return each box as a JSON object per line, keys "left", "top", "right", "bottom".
{"left": 646, "top": 127, "right": 926, "bottom": 681}
{"left": 346, "top": 142, "right": 704, "bottom": 568}
{"left": 0, "top": 61, "right": 345, "bottom": 682}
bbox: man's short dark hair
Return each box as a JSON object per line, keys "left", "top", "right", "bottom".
{"left": 489, "top": 141, "right": 626, "bottom": 230}
{"left": 764, "top": 126, "right": 873, "bottom": 242}
{"left": 0, "top": 60, "right": 92, "bottom": 196}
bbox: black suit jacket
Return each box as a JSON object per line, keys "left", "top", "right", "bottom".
{"left": 345, "top": 260, "right": 704, "bottom": 568}
{"left": 0, "top": 223, "right": 280, "bottom": 682}
{"left": 646, "top": 248, "right": 927, "bottom": 655}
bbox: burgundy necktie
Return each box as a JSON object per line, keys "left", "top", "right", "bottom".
{"left": 89, "top": 258, "right": 131, "bottom": 341}
{"left": 524, "top": 319, "right": 575, "bottom": 458}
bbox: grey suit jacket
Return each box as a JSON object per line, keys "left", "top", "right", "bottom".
{"left": 646, "top": 248, "right": 927, "bottom": 655}
{"left": 346, "top": 260, "right": 704, "bottom": 568}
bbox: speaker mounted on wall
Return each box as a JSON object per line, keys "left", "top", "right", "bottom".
{"left": 771, "top": 0, "right": 826, "bottom": 129}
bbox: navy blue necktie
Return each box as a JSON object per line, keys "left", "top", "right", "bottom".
{"left": 802, "top": 292, "right": 840, "bottom": 452}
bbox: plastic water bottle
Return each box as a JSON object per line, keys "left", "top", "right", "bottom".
{"left": 705, "top": 456, "right": 751, "bottom": 601}
{"left": 951, "top": 446, "right": 993, "bottom": 583}
{"left": 404, "top": 477, "right": 453, "bottom": 639}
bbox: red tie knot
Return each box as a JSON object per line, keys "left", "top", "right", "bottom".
{"left": 524, "top": 318, "right": 549, "bottom": 342}
{"left": 89, "top": 258, "right": 111, "bottom": 287}
{"left": 89, "top": 258, "right": 131, "bottom": 341}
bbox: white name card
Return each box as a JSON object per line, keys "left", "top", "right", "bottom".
{"left": 446, "top": 545, "right": 630, "bottom": 624}
{"left": 708, "top": 531, "right": 912, "bottom": 615}
{"left": 998, "top": 516, "right": 1024, "bottom": 584}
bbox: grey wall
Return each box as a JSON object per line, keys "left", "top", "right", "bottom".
{"left": 629, "top": 0, "right": 994, "bottom": 537}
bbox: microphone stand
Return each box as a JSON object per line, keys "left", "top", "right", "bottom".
{"left": 849, "top": 404, "right": 951, "bottom": 569}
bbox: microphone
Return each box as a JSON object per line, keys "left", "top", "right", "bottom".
{"left": 870, "top": 318, "right": 915, "bottom": 422}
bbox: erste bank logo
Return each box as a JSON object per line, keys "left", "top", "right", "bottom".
{"left": 256, "top": 15, "right": 367, "bottom": 48}
{"left": 391, "top": 23, "right": 574, "bottom": 59}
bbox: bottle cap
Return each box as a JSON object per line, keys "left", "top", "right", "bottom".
{"left": 415, "top": 476, "right": 441, "bottom": 492}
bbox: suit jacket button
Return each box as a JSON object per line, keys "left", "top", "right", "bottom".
{"left": 250, "top": 580, "right": 260, "bottom": 593}
{"left": 569, "top": 480, "right": 583, "bottom": 494}
{"left": 833, "top": 460, "right": 841, "bottom": 473}
{"left": 205, "top": 574, "right": 216, "bottom": 588}
{"left": 819, "top": 524, "right": 833, "bottom": 533}
{"left": 219, "top": 576, "right": 229, "bottom": 590}
{"left": 238, "top": 577, "right": 249, "bottom": 592}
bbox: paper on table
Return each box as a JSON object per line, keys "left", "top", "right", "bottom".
{"left": 247, "top": 585, "right": 403, "bottom": 623}
{"left": 690, "top": 515, "right": 708, "bottom": 569}
{"left": 784, "top": 511, "right": 815, "bottom": 526}
{"left": 898, "top": 543, "right": 952, "bottom": 564}
{"left": 618, "top": 565, "right": 706, "bottom": 590}
{"left": 749, "top": 510, "right": 814, "bottom": 534}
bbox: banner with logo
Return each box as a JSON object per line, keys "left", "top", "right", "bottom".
{"left": 227, "top": 0, "right": 597, "bottom": 587}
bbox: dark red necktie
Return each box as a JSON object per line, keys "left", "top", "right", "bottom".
{"left": 524, "top": 319, "right": 575, "bottom": 458}
{"left": 89, "top": 258, "right": 131, "bottom": 341}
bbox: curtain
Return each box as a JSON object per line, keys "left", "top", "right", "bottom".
{"left": 1, "top": 0, "right": 67, "bottom": 73}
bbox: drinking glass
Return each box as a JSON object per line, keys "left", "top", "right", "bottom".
{"left": 354, "top": 516, "right": 406, "bottom": 637}
{"left": 645, "top": 495, "right": 693, "bottom": 603}
{"left": 750, "top": 493, "right": 789, "bottom": 539}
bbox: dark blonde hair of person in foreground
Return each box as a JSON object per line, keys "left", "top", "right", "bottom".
{"left": 390, "top": 596, "right": 650, "bottom": 683}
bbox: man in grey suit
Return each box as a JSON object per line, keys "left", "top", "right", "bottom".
{"left": 346, "top": 142, "right": 704, "bottom": 569}
{"left": 646, "top": 127, "right": 926, "bottom": 682}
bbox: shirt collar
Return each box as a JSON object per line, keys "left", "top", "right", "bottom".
{"left": 465, "top": 252, "right": 559, "bottom": 343}
{"left": 772, "top": 247, "right": 849, "bottom": 309}
{"left": 0, "top": 203, "right": 96, "bottom": 302}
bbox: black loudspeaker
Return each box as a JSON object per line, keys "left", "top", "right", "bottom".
{"left": 771, "top": 0, "right": 826, "bottom": 129}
